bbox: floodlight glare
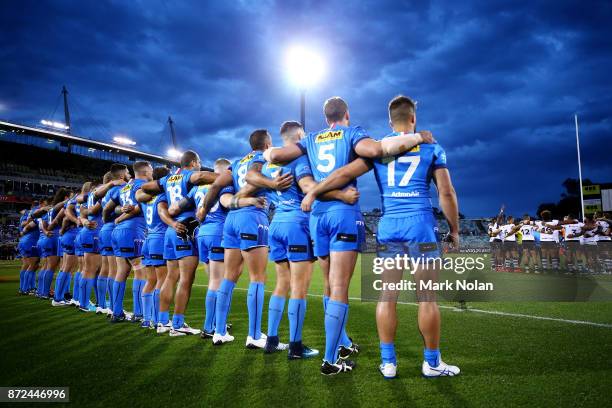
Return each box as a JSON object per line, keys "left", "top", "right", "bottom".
{"left": 167, "top": 148, "right": 182, "bottom": 159}
{"left": 40, "top": 119, "right": 70, "bottom": 130}
{"left": 285, "top": 46, "right": 325, "bottom": 89}
{"left": 113, "top": 135, "right": 136, "bottom": 146}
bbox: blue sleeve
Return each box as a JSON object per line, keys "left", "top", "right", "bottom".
{"left": 351, "top": 126, "right": 370, "bottom": 149}
{"left": 433, "top": 144, "right": 447, "bottom": 169}
{"left": 109, "top": 188, "right": 120, "bottom": 204}
{"left": 220, "top": 185, "right": 235, "bottom": 195}
{"left": 159, "top": 175, "right": 168, "bottom": 192}
{"left": 186, "top": 186, "right": 197, "bottom": 201}
{"left": 248, "top": 152, "right": 265, "bottom": 170}
{"left": 296, "top": 141, "right": 307, "bottom": 154}
{"left": 158, "top": 193, "right": 168, "bottom": 204}
{"left": 294, "top": 155, "right": 313, "bottom": 181}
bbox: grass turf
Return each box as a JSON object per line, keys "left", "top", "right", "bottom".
{"left": 1, "top": 258, "right": 611, "bottom": 407}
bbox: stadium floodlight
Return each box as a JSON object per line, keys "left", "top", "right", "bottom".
{"left": 284, "top": 45, "right": 325, "bottom": 130}
{"left": 167, "top": 148, "right": 182, "bottom": 159}
{"left": 113, "top": 135, "right": 136, "bottom": 146}
{"left": 40, "top": 119, "right": 70, "bottom": 131}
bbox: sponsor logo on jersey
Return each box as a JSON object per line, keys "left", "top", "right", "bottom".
{"left": 391, "top": 191, "right": 420, "bottom": 197}
{"left": 147, "top": 195, "right": 158, "bottom": 204}
{"left": 167, "top": 174, "right": 183, "bottom": 183}
{"left": 239, "top": 153, "right": 255, "bottom": 164}
{"left": 120, "top": 184, "right": 132, "bottom": 193}
{"left": 315, "top": 130, "right": 343, "bottom": 143}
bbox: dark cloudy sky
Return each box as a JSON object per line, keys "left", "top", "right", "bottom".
{"left": 1, "top": 0, "right": 611, "bottom": 217}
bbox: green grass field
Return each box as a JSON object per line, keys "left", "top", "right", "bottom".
{"left": 1, "top": 258, "right": 611, "bottom": 407}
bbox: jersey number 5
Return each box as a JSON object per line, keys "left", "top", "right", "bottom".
{"left": 387, "top": 156, "right": 420, "bottom": 187}
{"left": 317, "top": 144, "right": 336, "bottom": 173}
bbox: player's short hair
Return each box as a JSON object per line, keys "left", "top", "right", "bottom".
{"left": 180, "top": 150, "right": 200, "bottom": 168}
{"left": 388, "top": 95, "right": 416, "bottom": 124}
{"left": 81, "top": 181, "right": 93, "bottom": 193}
{"left": 153, "top": 166, "right": 170, "bottom": 180}
{"left": 540, "top": 210, "right": 552, "bottom": 221}
{"left": 110, "top": 163, "right": 128, "bottom": 179}
{"left": 133, "top": 161, "right": 152, "bottom": 175}
{"left": 214, "top": 158, "right": 231, "bottom": 173}
{"left": 102, "top": 171, "right": 112, "bottom": 184}
{"left": 280, "top": 121, "right": 303, "bottom": 142}
{"left": 52, "top": 188, "right": 69, "bottom": 205}
{"left": 324, "top": 97, "right": 348, "bottom": 122}
{"left": 249, "top": 129, "right": 271, "bottom": 150}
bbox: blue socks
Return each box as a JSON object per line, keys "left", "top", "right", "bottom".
{"left": 215, "top": 279, "right": 235, "bottom": 335}
{"left": 132, "top": 279, "right": 145, "bottom": 317}
{"left": 63, "top": 273, "right": 71, "bottom": 300}
{"left": 247, "top": 282, "right": 264, "bottom": 339}
{"left": 73, "top": 272, "right": 81, "bottom": 301}
{"left": 108, "top": 278, "right": 115, "bottom": 310}
{"left": 142, "top": 292, "right": 153, "bottom": 323}
{"left": 53, "top": 271, "right": 65, "bottom": 301}
{"left": 424, "top": 348, "right": 440, "bottom": 367}
{"left": 172, "top": 313, "right": 184, "bottom": 329}
{"left": 112, "top": 280, "right": 126, "bottom": 316}
{"left": 159, "top": 310, "right": 169, "bottom": 325}
{"left": 324, "top": 300, "right": 348, "bottom": 363}
{"left": 203, "top": 289, "right": 217, "bottom": 333}
{"left": 37, "top": 270, "right": 47, "bottom": 295}
{"left": 288, "top": 298, "right": 306, "bottom": 343}
{"left": 19, "top": 269, "right": 26, "bottom": 292}
{"left": 381, "top": 342, "right": 397, "bottom": 365}
{"left": 96, "top": 276, "right": 108, "bottom": 309}
{"left": 266, "top": 295, "right": 285, "bottom": 337}
{"left": 80, "top": 278, "right": 94, "bottom": 308}
{"left": 44, "top": 270, "right": 55, "bottom": 297}
{"left": 324, "top": 295, "right": 351, "bottom": 348}
{"left": 153, "top": 289, "right": 161, "bottom": 325}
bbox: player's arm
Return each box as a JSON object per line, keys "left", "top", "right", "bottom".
{"left": 245, "top": 163, "right": 293, "bottom": 191}
{"left": 263, "top": 144, "right": 304, "bottom": 164}
{"left": 102, "top": 199, "right": 118, "bottom": 223}
{"left": 49, "top": 208, "right": 64, "bottom": 230}
{"left": 298, "top": 176, "right": 360, "bottom": 205}
{"left": 94, "top": 180, "right": 123, "bottom": 199}
{"left": 301, "top": 158, "right": 372, "bottom": 212}
{"left": 200, "top": 170, "right": 233, "bottom": 220}
{"left": 433, "top": 168, "right": 460, "bottom": 248}
{"left": 169, "top": 196, "right": 195, "bottom": 218}
{"left": 114, "top": 205, "right": 141, "bottom": 224}
{"left": 353, "top": 131, "right": 435, "bottom": 158}
{"left": 158, "top": 201, "right": 187, "bottom": 235}
{"left": 141, "top": 180, "right": 163, "bottom": 195}
{"left": 135, "top": 189, "right": 153, "bottom": 203}
{"left": 30, "top": 206, "right": 51, "bottom": 219}
{"left": 21, "top": 220, "right": 37, "bottom": 235}
{"left": 190, "top": 171, "right": 218, "bottom": 185}
{"left": 64, "top": 202, "right": 79, "bottom": 224}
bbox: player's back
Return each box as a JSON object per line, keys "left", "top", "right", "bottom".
{"left": 372, "top": 133, "right": 447, "bottom": 217}
{"left": 188, "top": 184, "right": 232, "bottom": 236}
{"left": 563, "top": 222, "right": 583, "bottom": 241}
{"left": 229, "top": 151, "right": 267, "bottom": 213}
{"left": 86, "top": 191, "right": 102, "bottom": 225}
{"left": 160, "top": 169, "right": 196, "bottom": 221}
{"left": 140, "top": 193, "right": 167, "bottom": 235}
{"left": 299, "top": 124, "right": 368, "bottom": 213}
{"left": 102, "top": 185, "right": 123, "bottom": 226}
{"left": 114, "top": 179, "right": 145, "bottom": 230}
{"left": 261, "top": 155, "right": 310, "bottom": 223}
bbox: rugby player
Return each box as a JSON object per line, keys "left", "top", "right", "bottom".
{"left": 500, "top": 216, "right": 520, "bottom": 272}
{"left": 30, "top": 198, "right": 50, "bottom": 297}
{"left": 73, "top": 183, "right": 92, "bottom": 307}
{"left": 51, "top": 190, "right": 77, "bottom": 306}
{"left": 594, "top": 212, "right": 611, "bottom": 274}
{"left": 199, "top": 130, "right": 292, "bottom": 347}
{"left": 96, "top": 164, "right": 130, "bottom": 314}
{"left": 266, "top": 96, "right": 433, "bottom": 375}
{"left": 79, "top": 181, "right": 103, "bottom": 312}
{"left": 103, "top": 161, "right": 153, "bottom": 322}
{"left": 536, "top": 210, "right": 560, "bottom": 273}
{"left": 135, "top": 166, "right": 170, "bottom": 328}
{"left": 18, "top": 201, "right": 41, "bottom": 294}
{"left": 140, "top": 151, "right": 217, "bottom": 336}
{"left": 301, "top": 95, "right": 460, "bottom": 378}
{"left": 560, "top": 215, "right": 585, "bottom": 274}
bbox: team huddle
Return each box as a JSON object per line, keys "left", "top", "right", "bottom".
{"left": 488, "top": 208, "right": 612, "bottom": 274}
{"left": 15, "top": 96, "right": 460, "bottom": 378}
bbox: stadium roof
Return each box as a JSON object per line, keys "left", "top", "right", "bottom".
{"left": 0, "top": 120, "right": 178, "bottom": 167}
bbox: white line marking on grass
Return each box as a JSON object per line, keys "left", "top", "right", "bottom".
{"left": 191, "top": 283, "right": 612, "bottom": 328}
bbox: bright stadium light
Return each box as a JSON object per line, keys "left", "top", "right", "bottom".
{"left": 284, "top": 45, "right": 325, "bottom": 129}
{"left": 113, "top": 135, "right": 136, "bottom": 146}
{"left": 167, "top": 148, "right": 182, "bottom": 159}
{"left": 40, "top": 119, "right": 70, "bottom": 131}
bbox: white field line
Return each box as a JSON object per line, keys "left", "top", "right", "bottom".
{"left": 190, "top": 283, "right": 612, "bottom": 329}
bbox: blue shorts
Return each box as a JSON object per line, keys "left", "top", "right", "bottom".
{"left": 18, "top": 235, "right": 40, "bottom": 258}
{"left": 40, "top": 235, "right": 59, "bottom": 258}
{"left": 269, "top": 220, "right": 314, "bottom": 262}
{"left": 112, "top": 227, "right": 145, "bottom": 258}
{"left": 75, "top": 228, "right": 85, "bottom": 256}
{"left": 37, "top": 236, "right": 46, "bottom": 258}
{"left": 143, "top": 234, "right": 166, "bottom": 266}
{"left": 163, "top": 226, "right": 198, "bottom": 260}
{"left": 99, "top": 225, "right": 115, "bottom": 256}
{"left": 309, "top": 209, "right": 365, "bottom": 257}
{"left": 376, "top": 212, "right": 441, "bottom": 258}
{"left": 197, "top": 234, "right": 224, "bottom": 264}
{"left": 80, "top": 228, "right": 101, "bottom": 254}
{"left": 60, "top": 228, "right": 78, "bottom": 256}
{"left": 222, "top": 209, "right": 269, "bottom": 251}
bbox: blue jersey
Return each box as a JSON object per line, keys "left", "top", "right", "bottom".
{"left": 110, "top": 179, "right": 146, "bottom": 230}
{"left": 297, "top": 124, "right": 369, "bottom": 213}
{"left": 18, "top": 213, "right": 28, "bottom": 235}
{"left": 75, "top": 195, "right": 84, "bottom": 219}
{"left": 187, "top": 184, "right": 234, "bottom": 236}
{"left": 372, "top": 133, "right": 447, "bottom": 217}
{"left": 261, "top": 155, "right": 312, "bottom": 222}
{"left": 139, "top": 193, "right": 168, "bottom": 235}
{"left": 86, "top": 191, "right": 102, "bottom": 224}
{"left": 101, "top": 185, "right": 124, "bottom": 226}
{"left": 159, "top": 169, "right": 195, "bottom": 222}
{"left": 228, "top": 151, "right": 267, "bottom": 212}
{"left": 47, "top": 207, "right": 61, "bottom": 233}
